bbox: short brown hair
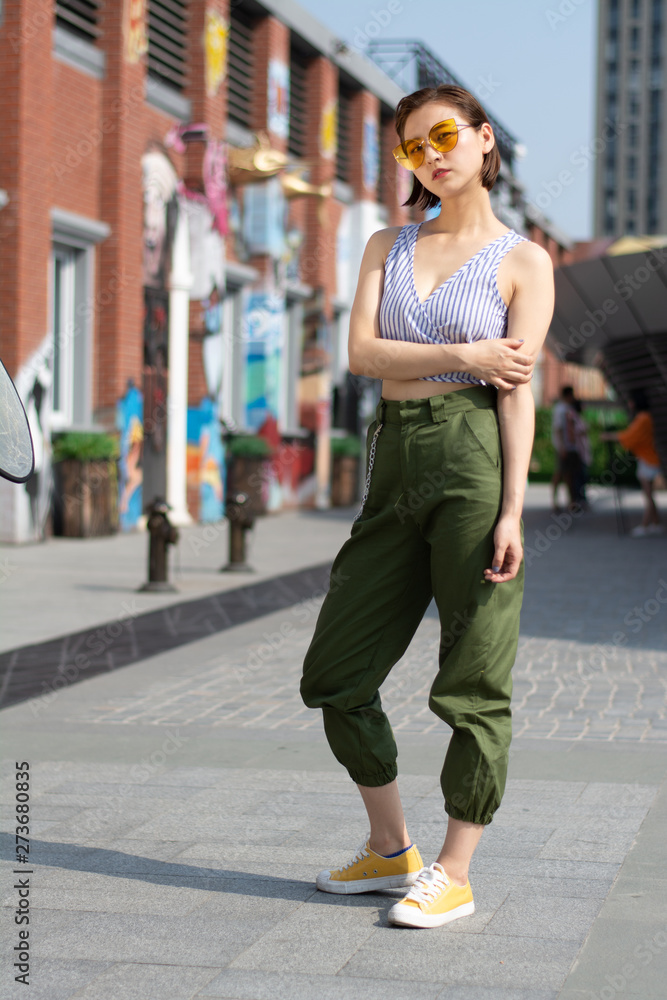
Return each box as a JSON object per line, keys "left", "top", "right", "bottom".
{"left": 394, "top": 85, "right": 501, "bottom": 210}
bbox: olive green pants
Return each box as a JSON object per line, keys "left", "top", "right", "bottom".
{"left": 300, "top": 386, "right": 524, "bottom": 825}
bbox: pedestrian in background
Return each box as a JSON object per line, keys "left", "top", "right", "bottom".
{"left": 572, "top": 398, "right": 592, "bottom": 510}
{"left": 601, "top": 389, "right": 663, "bottom": 536}
{"left": 551, "top": 385, "right": 583, "bottom": 512}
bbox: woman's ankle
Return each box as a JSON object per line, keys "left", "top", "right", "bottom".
{"left": 368, "top": 834, "right": 412, "bottom": 857}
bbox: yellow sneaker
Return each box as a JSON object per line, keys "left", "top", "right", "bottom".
{"left": 388, "top": 862, "right": 475, "bottom": 927}
{"left": 316, "top": 839, "right": 424, "bottom": 894}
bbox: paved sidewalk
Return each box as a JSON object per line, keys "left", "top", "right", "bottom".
{"left": 1, "top": 485, "right": 666, "bottom": 999}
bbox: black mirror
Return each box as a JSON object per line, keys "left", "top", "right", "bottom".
{"left": 0, "top": 358, "right": 35, "bottom": 484}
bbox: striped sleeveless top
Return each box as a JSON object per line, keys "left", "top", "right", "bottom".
{"left": 379, "top": 222, "right": 529, "bottom": 385}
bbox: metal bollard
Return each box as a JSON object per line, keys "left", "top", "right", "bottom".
{"left": 138, "top": 498, "right": 179, "bottom": 592}
{"left": 221, "top": 491, "right": 255, "bottom": 572}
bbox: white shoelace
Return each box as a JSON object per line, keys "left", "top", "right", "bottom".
{"left": 336, "top": 838, "right": 370, "bottom": 872}
{"left": 403, "top": 862, "right": 450, "bottom": 903}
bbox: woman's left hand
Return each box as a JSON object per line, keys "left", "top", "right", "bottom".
{"left": 483, "top": 515, "right": 523, "bottom": 583}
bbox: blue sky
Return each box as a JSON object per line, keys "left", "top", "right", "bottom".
{"left": 296, "top": 0, "right": 599, "bottom": 242}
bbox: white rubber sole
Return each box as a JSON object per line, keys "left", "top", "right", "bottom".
{"left": 388, "top": 899, "right": 475, "bottom": 928}
{"left": 316, "top": 869, "right": 421, "bottom": 894}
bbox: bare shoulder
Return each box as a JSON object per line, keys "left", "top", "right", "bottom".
{"left": 512, "top": 238, "right": 554, "bottom": 279}
{"left": 365, "top": 225, "right": 406, "bottom": 264}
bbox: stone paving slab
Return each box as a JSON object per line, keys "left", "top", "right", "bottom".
{"left": 58, "top": 962, "right": 223, "bottom": 1000}
{"left": 2, "top": 486, "right": 667, "bottom": 998}
{"left": 1, "top": 759, "right": 657, "bottom": 998}
{"left": 339, "top": 935, "right": 581, "bottom": 990}
{"left": 198, "top": 969, "right": 445, "bottom": 1000}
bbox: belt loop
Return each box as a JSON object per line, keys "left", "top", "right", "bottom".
{"left": 378, "top": 397, "right": 387, "bottom": 424}
{"left": 428, "top": 395, "right": 447, "bottom": 423}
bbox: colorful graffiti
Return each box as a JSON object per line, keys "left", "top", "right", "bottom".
{"left": 204, "top": 8, "right": 228, "bottom": 97}
{"left": 115, "top": 380, "right": 144, "bottom": 531}
{"left": 187, "top": 396, "right": 224, "bottom": 522}
{"left": 268, "top": 60, "right": 290, "bottom": 139}
{"left": 243, "top": 291, "right": 284, "bottom": 434}
{"left": 320, "top": 98, "right": 338, "bottom": 160}
{"left": 124, "top": 0, "right": 148, "bottom": 64}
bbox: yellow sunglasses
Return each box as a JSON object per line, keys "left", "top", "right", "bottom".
{"left": 392, "top": 118, "right": 477, "bottom": 171}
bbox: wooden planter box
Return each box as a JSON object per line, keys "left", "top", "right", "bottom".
{"left": 331, "top": 455, "right": 360, "bottom": 507}
{"left": 52, "top": 459, "right": 119, "bottom": 537}
{"left": 225, "top": 455, "right": 269, "bottom": 516}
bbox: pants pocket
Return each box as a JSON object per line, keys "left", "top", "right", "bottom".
{"left": 462, "top": 409, "right": 501, "bottom": 469}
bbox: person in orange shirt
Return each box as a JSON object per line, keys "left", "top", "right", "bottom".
{"left": 601, "top": 389, "right": 663, "bottom": 536}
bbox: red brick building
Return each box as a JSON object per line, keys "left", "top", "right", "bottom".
{"left": 0, "top": 0, "right": 582, "bottom": 543}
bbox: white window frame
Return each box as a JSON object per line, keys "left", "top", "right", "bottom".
{"left": 49, "top": 208, "right": 110, "bottom": 431}
{"left": 50, "top": 245, "right": 77, "bottom": 428}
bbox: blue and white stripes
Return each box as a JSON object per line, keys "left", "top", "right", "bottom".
{"left": 379, "top": 222, "right": 528, "bottom": 385}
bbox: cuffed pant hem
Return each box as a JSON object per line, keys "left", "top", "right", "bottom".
{"left": 445, "top": 799, "right": 496, "bottom": 826}
{"left": 348, "top": 765, "right": 398, "bottom": 787}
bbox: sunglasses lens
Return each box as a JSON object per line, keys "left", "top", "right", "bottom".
{"left": 397, "top": 139, "right": 424, "bottom": 170}
{"left": 430, "top": 125, "right": 458, "bottom": 153}
{"left": 392, "top": 143, "right": 414, "bottom": 169}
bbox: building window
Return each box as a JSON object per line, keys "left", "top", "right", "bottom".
{"left": 627, "top": 216, "right": 636, "bottom": 233}
{"left": 288, "top": 43, "right": 311, "bottom": 159}
{"left": 627, "top": 155, "right": 637, "bottom": 180}
{"left": 627, "top": 188, "right": 637, "bottom": 212}
{"left": 51, "top": 247, "right": 75, "bottom": 425}
{"left": 55, "top": 0, "right": 102, "bottom": 43}
{"left": 49, "top": 240, "right": 97, "bottom": 430}
{"left": 653, "top": 0, "right": 663, "bottom": 28}
{"left": 631, "top": 0, "right": 642, "bottom": 18}
{"left": 228, "top": 6, "right": 256, "bottom": 129}
{"left": 628, "top": 59, "right": 641, "bottom": 90}
{"left": 629, "top": 95, "right": 641, "bottom": 116}
{"left": 336, "top": 85, "right": 356, "bottom": 184}
{"left": 630, "top": 26, "right": 641, "bottom": 51}
{"left": 147, "top": 0, "right": 188, "bottom": 92}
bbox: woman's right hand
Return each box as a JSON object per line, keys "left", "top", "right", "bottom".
{"left": 462, "top": 338, "right": 535, "bottom": 390}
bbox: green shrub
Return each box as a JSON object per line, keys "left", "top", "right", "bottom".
{"left": 331, "top": 434, "right": 361, "bottom": 457}
{"left": 52, "top": 432, "right": 119, "bottom": 462}
{"left": 226, "top": 434, "right": 272, "bottom": 457}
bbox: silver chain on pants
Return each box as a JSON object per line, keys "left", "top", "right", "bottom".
{"left": 353, "top": 421, "right": 384, "bottom": 523}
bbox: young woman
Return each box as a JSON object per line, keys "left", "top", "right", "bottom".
{"left": 300, "top": 84, "right": 555, "bottom": 929}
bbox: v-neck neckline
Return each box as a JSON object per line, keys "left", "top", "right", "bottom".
{"left": 411, "top": 222, "right": 514, "bottom": 306}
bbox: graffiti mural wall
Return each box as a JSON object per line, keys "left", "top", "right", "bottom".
{"left": 115, "top": 379, "right": 143, "bottom": 531}
{"left": 0, "top": 336, "right": 55, "bottom": 542}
